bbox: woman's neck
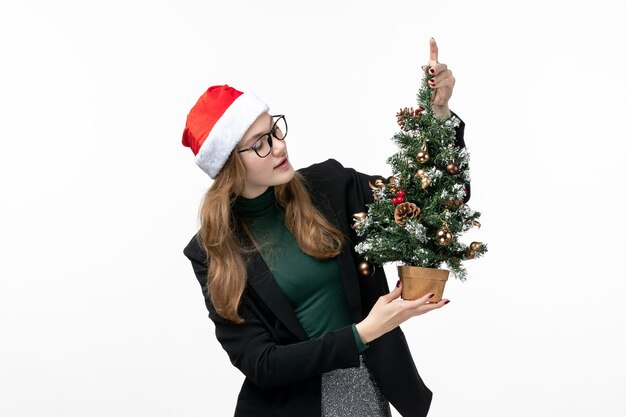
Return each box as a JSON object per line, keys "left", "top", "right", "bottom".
{"left": 241, "top": 185, "right": 270, "bottom": 199}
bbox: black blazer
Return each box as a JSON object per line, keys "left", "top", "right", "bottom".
{"left": 183, "top": 121, "right": 469, "bottom": 417}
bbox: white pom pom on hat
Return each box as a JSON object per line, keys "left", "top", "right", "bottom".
{"left": 182, "top": 85, "right": 269, "bottom": 179}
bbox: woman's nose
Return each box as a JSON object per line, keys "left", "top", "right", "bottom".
{"left": 272, "top": 138, "right": 287, "bottom": 155}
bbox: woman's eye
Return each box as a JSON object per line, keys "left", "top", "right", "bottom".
{"left": 253, "top": 137, "right": 266, "bottom": 150}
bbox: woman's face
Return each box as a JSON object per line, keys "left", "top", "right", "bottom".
{"left": 237, "top": 112, "right": 294, "bottom": 198}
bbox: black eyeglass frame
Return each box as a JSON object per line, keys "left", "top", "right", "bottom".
{"left": 237, "top": 114, "right": 287, "bottom": 158}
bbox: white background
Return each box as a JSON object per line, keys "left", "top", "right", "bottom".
{"left": 1, "top": 0, "right": 625, "bottom": 416}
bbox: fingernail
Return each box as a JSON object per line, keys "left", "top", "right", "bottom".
{"left": 428, "top": 293, "right": 435, "bottom": 298}
{"left": 444, "top": 300, "right": 450, "bottom": 304}
{"left": 429, "top": 68, "right": 435, "bottom": 74}
{"left": 396, "top": 280, "right": 400, "bottom": 288}
{"left": 429, "top": 79, "right": 435, "bottom": 84}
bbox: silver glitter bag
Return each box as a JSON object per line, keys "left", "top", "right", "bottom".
{"left": 321, "top": 355, "right": 392, "bottom": 417}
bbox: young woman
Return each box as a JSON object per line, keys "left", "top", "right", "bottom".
{"left": 182, "top": 39, "right": 468, "bottom": 417}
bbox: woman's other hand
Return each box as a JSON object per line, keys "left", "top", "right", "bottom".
{"left": 424, "top": 38, "right": 455, "bottom": 119}
{"left": 355, "top": 281, "right": 449, "bottom": 344}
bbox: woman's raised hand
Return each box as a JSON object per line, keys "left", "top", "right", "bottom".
{"left": 355, "top": 281, "right": 449, "bottom": 344}
{"left": 424, "top": 38, "right": 455, "bottom": 119}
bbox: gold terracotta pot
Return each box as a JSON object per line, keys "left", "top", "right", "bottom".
{"left": 397, "top": 265, "right": 449, "bottom": 302}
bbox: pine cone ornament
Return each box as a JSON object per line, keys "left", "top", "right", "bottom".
{"left": 394, "top": 202, "right": 421, "bottom": 227}
{"left": 396, "top": 106, "right": 424, "bottom": 131}
{"left": 443, "top": 199, "right": 464, "bottom": 208}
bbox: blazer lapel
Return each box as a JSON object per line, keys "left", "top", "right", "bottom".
{"left": 309, "top": 188, "right": 365, "bottom": 325}
{"left": 336, "top": 241, "right": 364, "bottom": 324}
{"left": 245, "top": 246, "right": 310, "bottom": 342}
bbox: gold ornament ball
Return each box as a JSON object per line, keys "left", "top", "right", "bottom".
{"left": 465, "top": 250, "right": 476, "bottom": 259}
{"left": 472, "top": 220, "right": 481, "bottom": 228}
{"left": 446, "top": 162, "right": 459, "bottom": 175}
{"left": 435, "top": 228, "right": 453, "bottom": 246}
{"left": 470, "top": 241, "right": 483, "bottom": 251}
{"left": 416, "top": 150, "right": 430, "bottom": 164}
{"left": 358, "top": 261, "right": 375, "bottom": 277}
{"left": 420, "top": 177, "right": 431, "bottom": 189}
{"left": 417, "top": 169, "right": 427, "bottom": 178}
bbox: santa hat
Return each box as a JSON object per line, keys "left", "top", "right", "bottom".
{"left": 182, "top": 85, "right": 269, "bottom": 178}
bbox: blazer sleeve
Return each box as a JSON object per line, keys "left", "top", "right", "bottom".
{"left": 182, "top": 238, "right": 361, "bottom": 390}
{"left": 452, "top": 112, "right": 471, "bottom": 203}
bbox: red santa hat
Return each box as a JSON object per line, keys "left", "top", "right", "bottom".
{"left": 182, "top": 85, "right": 269, "bottom": 178}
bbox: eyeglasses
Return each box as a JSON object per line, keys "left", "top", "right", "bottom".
{"left": 237, "top": 115, "right": 288, "bottom": 158}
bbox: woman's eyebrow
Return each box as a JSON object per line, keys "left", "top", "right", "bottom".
{"left": 244, "top": 132, "right": 264, "bottom": 147}
{"left": 243, "top": 118, "right": 272, "bottom": 145}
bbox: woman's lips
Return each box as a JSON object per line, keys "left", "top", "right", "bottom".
{"left": 274, "top": 158, "right": 288, "bottom": 169}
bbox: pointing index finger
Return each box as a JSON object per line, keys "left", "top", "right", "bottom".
{"left": 429, "top": 37, "right": 438, "bottom": 64}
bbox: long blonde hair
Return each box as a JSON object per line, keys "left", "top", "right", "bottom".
{"left": 198, "top": 151, "right": 345, "bottom": 323}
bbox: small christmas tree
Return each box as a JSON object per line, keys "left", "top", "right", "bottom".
{"left": 352, "top": 66, "right": 487, "bottom": 297}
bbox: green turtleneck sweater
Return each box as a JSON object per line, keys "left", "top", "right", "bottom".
{"left": 233, "top": 186, "right": 368, "bottom": 353}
